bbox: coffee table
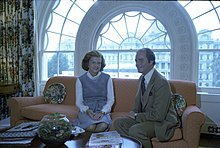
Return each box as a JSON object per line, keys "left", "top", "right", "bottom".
{"left": 1, "top": 132, "right": 142, "bottom": 147}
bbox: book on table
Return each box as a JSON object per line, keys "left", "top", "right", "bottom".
{"left": 88, "top": 131, "right": 123, "bottom": 147}
{"left": 0, "top": 121, "right": 39, "bottom": 145}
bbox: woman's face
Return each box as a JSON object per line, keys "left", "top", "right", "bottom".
{"left": 88, "top": 56, "right": 102, "bottom": 76}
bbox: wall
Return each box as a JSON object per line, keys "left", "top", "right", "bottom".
{"left": 199, "top": 93, "right": 220, "bottom": 135}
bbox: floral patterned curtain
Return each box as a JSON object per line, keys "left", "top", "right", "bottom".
{"left": 0, "top": 0, "right": 34, "bottom": 119}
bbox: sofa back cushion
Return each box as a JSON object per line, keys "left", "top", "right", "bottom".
{"left": 112, "top": 78, "right": 197, "bottom": 112}
{"left": 44, "top": 76, "right": 77, "bottom": 105}
{"left": 43, "top": 76, "right": 197, "bottom": 112}
{"left": 168, "top": 80, "right": 196, "bottom": 106}
{"left": 112, "top": 78, "right": 138, "bottom": 112}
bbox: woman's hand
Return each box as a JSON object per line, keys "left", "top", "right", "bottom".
{"left": 93, "top": 112, "right": 105, "bottom": 120}
{"left": 86, "top": 109, "right": 95, "bottom": 119}
{"left": 86, "top": 110, "right": 105, "bottom": 120}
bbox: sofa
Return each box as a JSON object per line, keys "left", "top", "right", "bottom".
{"left": 8, "top": 76, "right": 205, "bottom": 148}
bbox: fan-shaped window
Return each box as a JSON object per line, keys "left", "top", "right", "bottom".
{"left": 96, "top": 11, "right": 170, "bottom": 79}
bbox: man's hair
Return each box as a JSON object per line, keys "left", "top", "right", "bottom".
{"left": 82, "top": 50, "right": 106, "bottom": 71}
{"left": 141, "top": 48, "right": 156, "bottom": 65}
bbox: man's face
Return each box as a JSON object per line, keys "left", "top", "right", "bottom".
{"left": 135, "top": 50, "right": 153, "bottom": 75}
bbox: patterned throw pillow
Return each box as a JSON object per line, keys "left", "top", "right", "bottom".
{"left": 44, "top": 83, "right": 66, "bottom": 104}
{"left": 172, "top": 93, "right": 186, "bottom": 117}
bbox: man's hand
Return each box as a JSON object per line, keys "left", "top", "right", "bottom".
{"left": 127, "top": 111, "right": 136, "bottom": 119}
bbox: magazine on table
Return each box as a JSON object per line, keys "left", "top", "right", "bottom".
{"left": 88, "top": 131, "right": 123, "bottom": 147}
{"left": 0, "top": 122, "right": 39, "bottom": 145}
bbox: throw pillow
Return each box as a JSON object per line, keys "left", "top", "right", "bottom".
{"left": 172, "top": 93, "right": 186, "bottom": 117}
{"left": 44, "top": 83, "right": 66, "bottom": 104}
{"left": 172, "top": 93, "right": 186, "bottom": 128}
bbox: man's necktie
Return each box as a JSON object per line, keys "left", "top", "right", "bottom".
{"left": 141, "top": 77, "right": 145, "bottom": 95}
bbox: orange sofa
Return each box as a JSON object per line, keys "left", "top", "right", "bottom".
{"left": 8, "top": 76, "right": 205, "bottom": 148}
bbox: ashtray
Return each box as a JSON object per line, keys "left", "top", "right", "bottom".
{"left": 71, "top": 126, "right": 85, "bottom": 136}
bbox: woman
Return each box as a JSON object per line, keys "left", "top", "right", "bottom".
{"left": 73, "top": 51, "right": 115, "bottom": 132}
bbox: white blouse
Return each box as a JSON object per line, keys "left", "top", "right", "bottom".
{"left": 76, "top": 72, "right": 115, "bottom": 114}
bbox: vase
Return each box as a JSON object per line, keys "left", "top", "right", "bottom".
{"left": 37, "top": 113, "right": 72, "bottom": 146}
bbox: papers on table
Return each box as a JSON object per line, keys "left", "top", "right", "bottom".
{"left": 88, "top": 131, "right": 123, "bottom": 148}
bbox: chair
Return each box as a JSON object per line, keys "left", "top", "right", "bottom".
{"left": 152, "top": 80, "right": 205, "bottom": 148}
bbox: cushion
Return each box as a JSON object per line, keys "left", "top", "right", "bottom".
{"left": 21, "top": 104, "right": 78, "bottom": 121}
{"left": 44, "top": 83, "right": 66, "bottom": 104}
{"left": 151, "top": 128, "right": 182, "bottom": 142}
{"left": 172, "top": 93, "right": 186, "bottom": 117}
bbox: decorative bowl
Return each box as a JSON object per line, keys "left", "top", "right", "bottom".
{"left": 37, "top": 113, "right": 72, "bottom": 146}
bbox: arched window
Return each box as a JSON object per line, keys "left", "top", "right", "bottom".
{"left": 179, "top": 1, "right": 220, "bottom": 91}
{"left": 96, "top": 11, "right": 171, "bottom": 79}
{"left": 36, "top": 0, "right": 220, "bottom": 95}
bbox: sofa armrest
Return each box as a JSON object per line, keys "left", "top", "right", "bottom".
{"left": 8, "top": 96, "right": 45, "bottom": 126}
{"left": 182, "top": 105, "right": 205, "bottom": 148}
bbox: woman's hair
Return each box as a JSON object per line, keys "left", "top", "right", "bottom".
{"left": 82, "top": 50, "right": 106, "bottom": 71}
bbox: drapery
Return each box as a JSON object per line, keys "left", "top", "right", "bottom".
{"left": 0, "top": 0, "right": 34, "bottom": 119}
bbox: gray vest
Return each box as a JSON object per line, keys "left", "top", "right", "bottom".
{"left": 79, "top": 72, "right": 110, "bottom": 113}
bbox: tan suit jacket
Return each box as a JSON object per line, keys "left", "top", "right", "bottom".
{"left": 133, "top": 69, "right": 179, "bottom": 141}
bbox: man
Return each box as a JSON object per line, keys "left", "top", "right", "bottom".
{"left": 113, "top": 48, "right": 179, "bottom": 148}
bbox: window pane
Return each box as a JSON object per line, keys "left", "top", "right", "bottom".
{"left": 62, "top": 19, "right": 79, "bottom": 37}
{"left": 193, "top": 11, "right": 220, "bottom": 35}
{"left": 183, "top": 2, "right": 212, "bottom": 19}
{"left": 67, "top": 4, "right": 86, "bottom": 24}
{"left": 47, "top": 13, "right": 65, "bottom": 33}
{"left": 102, "top": 51, "right": 119, "bottom": 78}
{"left": 75, "top": 0, "right": 96, "bottom": 13}
{"left": 97, "top": 34, "right": 120, "bottom": 50}
{"left": 60, "top": 36, "right": 76, "bottom": 51}
{"left": 101, "top": 51, "right": 140, "bottom": 78}
{"left": 42, "top": 52, "right": 74, "bottom": 80}
{"left": 53, "top": 0, "right": 73, "bottom": 16}
{"left": 198, "top": 31, "right": 220, "bottom": 49}
{"left": 125, "top": 12, "right": 140, "bottom": 35}
{"left": 58, "top": 52, "right": 74, "bottom": 76}
{"left": 42, "top": 53, "right": 57, "bottom": 81}
{"left": 118, "top": 52, "right": 140, "bottom": 79}
{"left": 45, "top": 32, "right": 60, "bottom": 51}
{"left": 154, "top": 52, "right": 171, "bottom": 79}
{"left": 198, "top": 51, "right": 220, "bottom": 88}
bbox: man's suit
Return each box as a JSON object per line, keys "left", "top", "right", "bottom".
{"left": 114, "top": 69, "right": 179, "bottom": 148}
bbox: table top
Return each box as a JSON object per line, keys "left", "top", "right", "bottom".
{"left": 1, "top": 131, "right": 142, "bottom": 148}
{"left": 0, "top": 82, "right": 18, "bottom": 95}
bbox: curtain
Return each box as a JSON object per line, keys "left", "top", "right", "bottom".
{"left": 0, "top": 0, "right": 34, "bottom": 119}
